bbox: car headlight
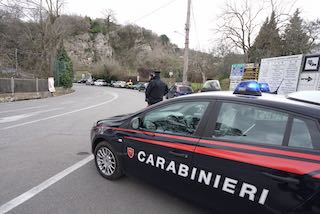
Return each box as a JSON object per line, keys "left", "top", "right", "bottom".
{"left": 95, "top": 124, "right": 111, "bottom": 134}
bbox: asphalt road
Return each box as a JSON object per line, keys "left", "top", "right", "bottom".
{"left": 0, "top": 84, "right": 210, "bottom": 214}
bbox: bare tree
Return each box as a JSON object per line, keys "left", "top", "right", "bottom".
{"left": 211, "top": 39, "right": 233, "bottom": 58}
{"left": 216, "top": 0, "right": 265, "bottom": 62}
{"left": 102, "top": 9, "right": 117, "bottom": 34}
{"left": 0, "top": 0, "right": 65, "bottom": 77}
{"left": 267, "top": 0, "right": 298, "bottom": 31}
{"left": 102, "top": 9, "right": 116, "bottom": 23}
{"left": 38, "top": 0, "right": 65, "bottom": 76}
{"left": 305, "top": 19, "right": 320, "bottom": 47}
{"left": 215, "top": 0, "right": 300, "bottom": 62}
{"left": 23, "top": 0, "right": 65, "bottom": 76}
{"left": 189, "top": 51, "right": 219, "bottom": 83}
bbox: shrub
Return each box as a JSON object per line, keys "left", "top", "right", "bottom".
{"left": 54, "top": 46, "right": 74, "bottom": 88}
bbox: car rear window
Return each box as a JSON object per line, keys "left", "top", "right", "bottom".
{"left": 203, "top": 81, "right": 221, "bottom": 90}
{"left": 212, "top": 102, "right": 289, "bottom": 146}
{"left": 178, "top": 86, "right": 192, "bottom": 92}
{"left": 288, "top": 118, "right": 320, "bottom": 150}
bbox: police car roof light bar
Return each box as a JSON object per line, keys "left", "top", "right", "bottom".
{"left": 259, "top": 83, "right": 270, "bottom": 93}
{"left": 233, "top": 80, "right": 262, "bottom": 96}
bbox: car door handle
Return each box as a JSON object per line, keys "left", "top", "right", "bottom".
{"left": 169, "top": 151, "right": 188, "bottom": 159}
{"left": 262, "top": 172, "right": 300, "bottom": 184}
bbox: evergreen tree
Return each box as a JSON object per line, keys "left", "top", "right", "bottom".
{"left": 54, "top": 45, "right": 74, "bottom": 88}
{"left": 268, "top": 11, "right": 282, "bottom": 56}
{"left": 248, "top": 18, "right": 269, "bottom": 62}
{"left": 248, "top": 11, "right": 282, "bottom": 62}
{"left": 160, "top": 34, "right": 170, "bottom": 46}
{"left": 282, "top": 9, "right": 311, "bottom": 55}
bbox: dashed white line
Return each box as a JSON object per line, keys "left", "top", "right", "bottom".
{"left": 0, "top": 105, "right": 48, "bottom": 114}
{"left": 0, "top": 155, "right": 94, "bottom": 214}
{"left": 0, "top": 92, "right": 118, "bottom": 130}
{"left": 0, "top": 108, "right": 63, "bottom": 123}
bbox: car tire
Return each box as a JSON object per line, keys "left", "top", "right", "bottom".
{"left": 94, "top": 141, "right": 123, "bottom": 180}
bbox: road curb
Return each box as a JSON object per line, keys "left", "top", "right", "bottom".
{"left": 0, "top": 88, "right": 75, "bottom": 103}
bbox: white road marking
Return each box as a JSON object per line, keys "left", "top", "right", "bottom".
{"left": 0, "top": 114, "right": 31, "bottom": 123}
{"left": 0, "top": 108, "right": 63, "bottom": 123}
{"left": 0, "top": 105, "right": 48, "bottom": 114}
{"left": 0, "top": 92, "right": 118, "bottom": 130}
{"left": 0, "top": 155, "right": 94, "bottom": 214}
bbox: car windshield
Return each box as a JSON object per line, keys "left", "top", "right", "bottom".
{"left": 178, "top": 86, "right": 192, "bottom": 92}
{"left": 203, "top": 81, "right": 220, "bottom": 89}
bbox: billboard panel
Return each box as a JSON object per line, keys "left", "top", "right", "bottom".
{"left": 258, "top": 55, "right": 303, "bottom": 95}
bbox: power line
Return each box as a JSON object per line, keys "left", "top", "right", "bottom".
{"left": 132, "top": 0, "right": 178, "bottom": 23}
{"left": 105, "top": 0, "right": 179, "bottom": 37}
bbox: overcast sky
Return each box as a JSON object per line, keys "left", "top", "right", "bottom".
{"left": 64, "top": 0, "right": 320, "bottom": 51}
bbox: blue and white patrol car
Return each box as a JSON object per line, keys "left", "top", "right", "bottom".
{"left": 91, "top": 81, "right": 320, "bottom": 214}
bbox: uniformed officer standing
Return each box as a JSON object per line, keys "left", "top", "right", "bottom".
{"left": 145, "top": 70, "right": 168, "bottom": 106}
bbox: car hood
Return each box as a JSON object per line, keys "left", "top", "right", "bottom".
{"left": 96, "top": 113, "right": 133, "bottom": 127}
{"left": 201, "top": 88, "right": 220, "bottom": 92}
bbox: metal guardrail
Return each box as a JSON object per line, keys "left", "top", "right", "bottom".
{"left": 0, "top": 78, "right": 49, "bottom": 94}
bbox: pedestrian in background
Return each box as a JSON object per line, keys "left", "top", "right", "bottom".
{"left": 145, "top": 70, "right": 168, "bottom": 106}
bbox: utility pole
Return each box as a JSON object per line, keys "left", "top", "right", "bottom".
{"left": 15, "top": 48, "right": 18, "bottom": 76}
{"left": 183, "top": 0, "right": 191, "bottom": 85}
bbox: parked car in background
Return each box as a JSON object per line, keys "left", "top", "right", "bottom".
{"left": 166, "top": 84, "right": 193, "bottom": 99}
{"left": 126, "top": 80, "right": 133, "bottom": 89}
{"left": 77, "top": 79, "right": 87, "bottom": 83}
{"left": 86, "top": 79, "right": 95, "bottom": 85}
{"left": 144, "top": 82, "right": 148, "bottom": 90}
{"left": 200, "top": 80, "right": 221, "bottom": 92}
{"left": 132, "top": 82, "right": 147, "bottom": 91}
{"left": 94, "top": 79, "right": 107, "bottom": 86}
{"left": 112, "top": 81, "right": 126, "bottom": 88}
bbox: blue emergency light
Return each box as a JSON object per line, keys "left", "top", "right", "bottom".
{"left": 259, "top": 83, "right": 270, "bottom": 93}
{"left": 233, "top": 80, "right": 262, "bottom": 96}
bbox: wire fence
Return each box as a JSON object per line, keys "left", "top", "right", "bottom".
{"left": 0, "top": 78, "right": 49, "bottom": 94}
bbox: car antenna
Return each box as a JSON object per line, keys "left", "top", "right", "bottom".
{"left": 271, "top": 78, "right": 284, "bottom": 94}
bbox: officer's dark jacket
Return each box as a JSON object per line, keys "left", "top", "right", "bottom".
{"left": 145, "top": 75, "right": 168, "bottom": 105}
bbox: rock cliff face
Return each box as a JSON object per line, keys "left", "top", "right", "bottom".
{"left": 62, "top": 21, "right": 182, "bottom": 80}
{"left": 0, "top": 14, "right": 185, "bottom": 80}
{"left": 64, "top": 33, "right": 113, "bottom": 66}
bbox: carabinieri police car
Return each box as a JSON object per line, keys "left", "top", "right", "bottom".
{"left": 91, "top": 81, "right": 320, "bottom": 214}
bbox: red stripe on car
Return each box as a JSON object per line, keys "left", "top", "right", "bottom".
{"left": 312, "top": 174, "right": 320, "bottom": 179}
{"left": 194, "top": 146, "right": 320, "bottom": 176}
{"left": 125, "top": 136, "right": 196, "bottom": 152}
{"left": 199, "top": 139, "right": 320, "bottom": 162}
{"left": 126, "top": 136, "right": 320, "bottom": 176}
{"left": 113, "top": 128, "right": 320, "bottom": 162}
{"left": 113, "top": 127, "right": 199, "bottom": 142}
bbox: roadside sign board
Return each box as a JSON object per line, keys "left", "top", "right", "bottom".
{"left": 230, "top": 64, "right": 245, "bottom": 77}
{"left": 297, "top": 72, "right": 319, "bottom": 91}
{"left": 48, "top": 77, "right": 55, "bottom": 92}
{"left": 303, "top": 55, "right": 320, "bottom": 71}
{"left": 258, "top": 55, "right": 303, "bottom": 95}
{"left": 229, "top": 64, "right": 245, "bottom": 90}
{"left": 297, "top": 54, "right": 320, "bottom": 91}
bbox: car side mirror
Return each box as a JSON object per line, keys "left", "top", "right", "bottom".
{"left": 130, "top": 117, "right": 141, "bottom": 130}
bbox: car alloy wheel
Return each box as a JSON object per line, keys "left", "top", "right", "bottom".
{"left": 94, "top": 141, "right": 123, "bottom": 180}
{"left": 96, "top": 147, "right": 116, "bottom": 176}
